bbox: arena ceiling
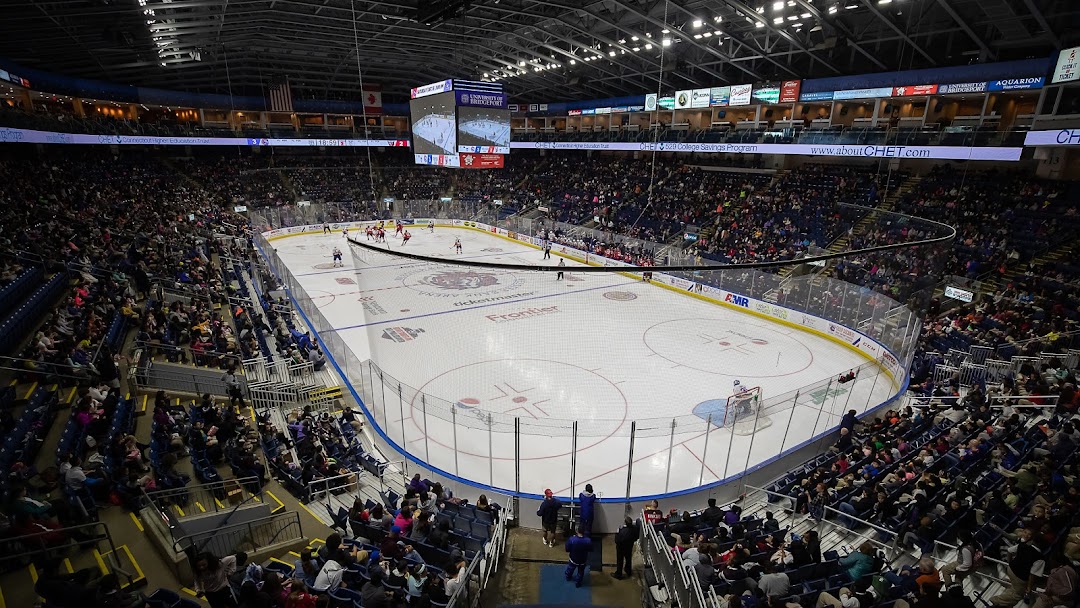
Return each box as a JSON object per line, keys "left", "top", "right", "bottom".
{"left": 2, "top": 0, "right": 1078, "bottom": 104}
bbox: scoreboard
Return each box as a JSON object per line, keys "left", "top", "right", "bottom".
{"left": 409, "top": 79, "right": 510, "bottom": 168}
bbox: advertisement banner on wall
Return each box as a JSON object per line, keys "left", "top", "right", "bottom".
{"left": 658, "top": 96, "right": 675, "bottom": 110}
{"left": 779, "top": 80, "right": 802, "bottom": 103}
{"left": 567, "top": 109, "right": 582, "bottom": 116}
{"left": 799, "top": 91, "right": 835, "bottom": 102}
{"left": 675, "top": 90, "right": 693, "bottom": 109}
{"left": 937, "top": 82, "right": 988, "bottom": 94}
{"left": 691, "top": 88, "right": 712, "bottom": 108}
{"left": 832, "top": 87, "right": 894, "bottom": 100}
{"left": 595, "top": 107, "right": 612, "bottom": 114}
{"left": 710, "top": 86, "right": 730, "bottom": 107}
{"left": 1024, "top": 129, "right": 1080, "bottom": 146}
{"left": 987, "top": 77, "right": 1044, "bottom": 91}
{"left": 1052, "top": 46, "right": 1080, "bottom": 83}
{"left": 892, "top": 84, "right": 938, "bottom": 96}
{"left": 752, "top": 85, "right": 780, "bottom": 104}
{"left": 729, "top": 84, "right": 753, "bottom": 106}
{"left": 511, "top": 140, "right": 1022, "bottom": 160}
{"left": 645, "top": 93, "right": 658, "bottom": 111}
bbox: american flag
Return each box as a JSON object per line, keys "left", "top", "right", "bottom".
{"left": 269, "top": 78, "right": 294, "bottom": 113}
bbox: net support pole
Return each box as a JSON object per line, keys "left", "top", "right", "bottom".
{"left": 663, "top": 418, "right": 676, "bottom": 494}
{"left": 421, "top": 395, "right": 431, "bottom": 463}
{"left": 488, "top": 413, "right": 494, "bottom": 488}
{"left": 570, "top": 421, "right": 578, "bottom": 499}
{"left": 379, "top": 369, "right": 388, "bottom": 432}
{"left": 397, "top": 383, "right": 406, "bottom": 448}
{"left": 812, "top": 379, "right": 833, "bottom": 437}
{"left": 780, "top": 391, "right": 799, "bottom": 452}
{"left": 451, "top": 399, "right": 460, "bottom": 475}
{"left": 866, "top": 357, "right": 884, "bottom": 410}
{"left": 624, "top": 421, "right": 636, "bottom": 503}
{"left": 514, "top": 417, "right": 521, "bottom": 495}
{"left": 698, "top": 413, "right": 713, "bottom": 486}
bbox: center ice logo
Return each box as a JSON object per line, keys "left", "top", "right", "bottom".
{"left": 419, "top": 270, "right": 500, "bottom": 291}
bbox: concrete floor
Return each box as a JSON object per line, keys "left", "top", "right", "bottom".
{"left": 482, "top": 528, "right": 644, "bottom": 608}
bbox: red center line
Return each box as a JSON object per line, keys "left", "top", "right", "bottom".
{"left": 681, "top": 443, "right": 722, "bottom": 483}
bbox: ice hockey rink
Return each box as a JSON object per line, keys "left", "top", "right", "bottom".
{"left": 267, "top": 226, "right": 903, "bottom": 498}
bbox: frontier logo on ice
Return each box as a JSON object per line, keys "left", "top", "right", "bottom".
{"left": 485, "top": 306, "right": 559, "bottom": 323}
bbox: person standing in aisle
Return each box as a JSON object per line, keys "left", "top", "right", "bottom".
{"left": 564, "top": 526, "right": 593, "bottom": 588}
{"left": 537, "top": 488, "right": 562, "bottom": 547}
{"left": 613, "top": 516, "right": 639, "bottom": 580}
{"left": 222, "top": 367, "right": 245, "bottom": 409}
{"left": 556, "top": 258, "right": 565, "bottom": 281}
{"left": 578, "top": 484, "right": 597, "bottom": 536}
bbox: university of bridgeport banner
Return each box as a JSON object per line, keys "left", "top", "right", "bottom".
{"left": 0, "top": 127, "right": 408, "bottom": 148}
{"left": 512, "top": 140, "right": 1023, "bottom": 161}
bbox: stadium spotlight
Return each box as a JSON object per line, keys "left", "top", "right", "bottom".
{"left": 661, "top": 38, "right": 672, "bottom": 46}
{"left": 661, "top": 28, "right": 670, "bottom": 33}
{"left": 692, "top": 19, "right": 703, "bottom": 27}
{"left": 569, "top": 59, "right": 576, "bottom": 65}
{"left": 828, "top": 4, "right": 838, "bottom": 12}
{"left": 703, "top": 32, "right": 712, "bottom": 37}
{"left": 773, "top": 16, "right": 783, "bottom": 23}
{"left": 631, "top": 35, "right": 639, "bottom": 41}
{"left": 715, "top": 15, "right": 723, "bottom": 22}
{"left": 645, "top": 43, "right": 653, "bottom": 49}
{"left": 773, "top": 1, "right": 783, "bottom": 10}
{"left": 519, "top": 60, "right": 526, "bottom": 66}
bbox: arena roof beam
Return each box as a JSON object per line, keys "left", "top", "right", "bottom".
{"left": 932, "top": 0, "right": 996, "bottom": 61}
{"left": 856, "top": 0, "right": 938, "bottom": 66}
{"left": 690, "top": 0, "right": 841, "bottom": 77}
{"left": 791, "top": 0, "right": 887, "bottom": 71}
{"left": 1019, "top": 0, "right": 1060, "bottom": 48}
{"left": 576, "top": 0, "right": 764, "bottom": 82}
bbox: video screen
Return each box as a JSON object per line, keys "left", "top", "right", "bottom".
{"left": 410, "top": 91, "right": 457, "bottom": 156}
{"left": 457, "top": 106, "right": 511, "bottom": 154}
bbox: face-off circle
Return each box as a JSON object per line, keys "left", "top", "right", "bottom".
{"left": 643, "top": 318, "right": 813, "bottom": 378}
{"left": 409, "top": 359, "right": 629, "bottom": 460}
{"left": 603, "top": 291, "right": 638, "bottom": 301}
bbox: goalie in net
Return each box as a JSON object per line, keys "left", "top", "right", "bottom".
{"left": 723, "top": 380, "right": 762, "bottom": 427}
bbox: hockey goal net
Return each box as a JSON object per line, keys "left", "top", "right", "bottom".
{"left": 723, "top": 387, "right": 771, "bottom": 435}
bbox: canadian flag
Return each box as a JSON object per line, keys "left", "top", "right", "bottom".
{"left": 363, "top": 87, "right": 383, "bottom": 114}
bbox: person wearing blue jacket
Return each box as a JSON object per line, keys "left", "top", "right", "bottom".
{"left": 578, "top": 484, "right": 597, "bottom": 536}
{"left": 565, "top": 526, "right": 594, "bottom": 587}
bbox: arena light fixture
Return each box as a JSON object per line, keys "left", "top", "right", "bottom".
{"left": 773, "top": 16, "right": 783, "bottom": 24}
{"left": 828, "top": 4, "right": 838, "bottom": 13}
{"left": 661, "top": 28, "right": 670, "bottom": 33}
{"left": 692, "top": 19, "right": 703, "bottom": 28}
{"left": 693, "top": 33, "right": 703, "bottom": 39}
{"left": 661, "top": 38, "right": 672, "bottom": 46}
{"left": 631, "top": 35, "right": 639, "bottom": 41}
{"left": 878, "top": 0, "right": 891, "bottom": 4}
{"left": 801, "top": 12, "right": 811, "bottom": 17}
{"left": 702, "top": 31, "right": 712, "bottom": 37}
{"left": 609, "top": 50, "right": 616, "bottom": 56}
{"left": 715, "top": 15, "right": 723, "bottom": 22}
{"left": 772, "top": 1, "right": 784, "bottom": 10}
{"left": 518, "top": 60, "right": 525, "bottom": 66}
{"left": 633, "top": 46, "right": 640, "bottom": 51}
{"left": 645, "top": 43, "right": 653, "bottom": 49}
{"left": 787, "top": 15, "right": 798, "bottom": 20}
{"left": 569, "top": 59, "right": 576, "bottom": 65}
{"left": 755, "top": 21, "right": 764, "bottom": 27}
